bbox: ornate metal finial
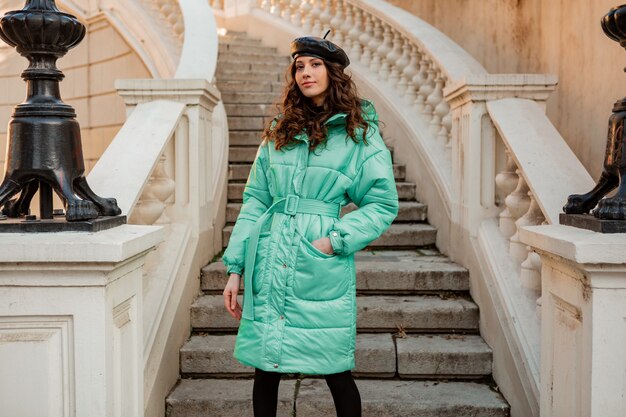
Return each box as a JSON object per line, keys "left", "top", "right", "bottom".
{"left": 562, "top": 4, "right": 626, "bottom": 231}
{"left": 0, "top": 0, "right": 122, "bottom": 226}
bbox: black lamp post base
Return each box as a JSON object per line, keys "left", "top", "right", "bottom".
{"left": 0, "top": 215, "right": 127, "bottom": 233}
{"left": 559, "top": 213, "right": 626, "bottom": 233}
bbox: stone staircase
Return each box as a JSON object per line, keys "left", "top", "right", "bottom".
{"left": 165, "top": 31, "right": 509, "bottom": 417}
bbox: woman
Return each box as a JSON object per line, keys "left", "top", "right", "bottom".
{"left": 222, "top": 35, "right": 398, "bottom": 417}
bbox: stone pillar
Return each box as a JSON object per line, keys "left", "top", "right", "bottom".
{"left": 444, "top": 74, "right": 557, "bottom": 249}
{"left": 520, "top": 224, "right": 626, "bottom": 417}
{"left": 0, "top": 225, "right": 162, "bottom": 417}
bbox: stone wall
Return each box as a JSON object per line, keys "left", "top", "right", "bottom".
{"left": 0, "top": 2, "right": 151, "bottom": 175}
{"left": 388, "top": 0, "right": 625, "bottom": 178}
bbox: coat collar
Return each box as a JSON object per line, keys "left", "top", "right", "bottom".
{"left": 293, "top": 112, "right": 348, "bottom": 142}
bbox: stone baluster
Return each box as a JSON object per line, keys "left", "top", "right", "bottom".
{"left": 129, "top": 153, "right": 176, "bottom": 225}
{"left": 359, "top": 13, "right": 374, "bottom": 66}
{"left": 394, "top": 36, "right": 411, "bottom": 92}
{"left": 419, "top": 61, "right": 436, "bottom": 116}
{"left": 505, "top": 172, "right": 531, "bottom": 260}
{"left": 310, "top": 0, "right": 323, "bottom": 34}
{"left": 496, "top": 152, "right": 520, "bottom": 238}
{"left": 290, "top": 0, "right": 302, "bottom": 25}
{"left": 319, "top": 0, "right": 332, "bottom": 33}
{"left": 412, "top": 53, "right": 429, "bottom": 110}
{"left": 387, "top": 30, "right": 405, "bottom": 87}
{"left": 269, "top": 0, "right": 281, "bottom": 16}
{"left": 434, "top": 77, "right": 451, "bottom": 144}
{"left": 259, "top": 0, "right": 271, "bottom": 12}
{"left": 329, "top": 0, "right": 344, "bottom": 45}
{"left": 301, "top": 0, "right": 314, "bottom": 32}
{"left": 518, "top": 196, "right": 545, "bottom": 288}
{"left": 440, "top": 108, "right": 453, "bottom": 147}
{"left": 339, "top": 2, "right": 354, "bottom": 51}
{"left": 376, "top": 24, "right": 393, "bottom": 78}
{"left": 426, "top": 72, "right": 445, "bottom": 131}
{"left": 348, "top": 7, "right": 363, "bottom": 60}
{"left": 280, "top": 0, "right": 291, "bottom": 19}
{"left": 368, "top": 19, "right": 383, "bottom": 72}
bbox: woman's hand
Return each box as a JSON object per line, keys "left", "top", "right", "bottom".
{"left": 223, "top": 273, "right": 242, "bottom": 320}
{"left": 311, "top": 236, "right": 334, "bottom": 255}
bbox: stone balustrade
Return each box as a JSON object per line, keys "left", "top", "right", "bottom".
{"left": 143, "top": 0, "right": 185, "bottom": 52}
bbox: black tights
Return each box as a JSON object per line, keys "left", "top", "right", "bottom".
{"left": 252, "top": 367, "right": 362, "bottom": 417}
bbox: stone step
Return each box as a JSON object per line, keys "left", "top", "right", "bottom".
{"left": 222, "top": 222, "right": 437, "bottom": 248}
{"left": 217, "top": 70, "right": 283, "bottom": 82}
{"left": 218, "top": 60, "right": 286, "bottom": 73}
{"left": 396, "top": 181, "right": 416, "bottom": 200}
{"left": 228, "top": 145, "right": 259, "bottom": 162}
{"left": 396, "top": 334, "right": 492, "bottom": 378}
{"left": 227, "top": 181, "right": 417, "bottom": 201}
{"left": 202, "top": 250, "right": 468, "bottom": 293}
{"left": 228, "top": 118, "right": 267, "bottom": 132}
{"left": 218, "top": 36, "right": 263, "bottom": 47}
{"left": 369, "top": 223, "right": 437, "bottom": 247}
{"left": 219, "top": 52, "right": 290, "bottom": 65}
{"left": 217, "top": 80, "right": 284, "bottom": 93}
{"left": 228, "top": 162, "right": 406, "bottom": 181}
{"left": 357, "top": 295, "right": 478, "bottom": 332}
{"left": 228, "top": 131, "right": 264, "bottom": 146}
{"left": 225, "top": 103, "right": 277, "bottom": 117}
{"left": 166, "top": 378, "right": 509, "bottom": 417}
{"left": 225, "top": 200, "right": 426, "bottom": 223}
{"left": 190, "top": 294, "right": 478, "bottom": 332}
{"left": 180, "top": 333, "right": 396, "bottom": 377}
{"left": 218, "top": 43, "right": 277, "bottom": 55}
{"left": 221, "top": 91, "right": 282, "bottom": 105}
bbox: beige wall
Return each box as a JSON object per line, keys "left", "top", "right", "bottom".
{"left": 0, "top": 6, "right": 151, "bottom": 175}
{"left": 388, "top": 0, "right": 626, "bottom": 178}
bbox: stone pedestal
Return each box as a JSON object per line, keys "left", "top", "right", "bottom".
{"left": 0, "top": 225, "right": 163, "bottom": 417}
{"left": 520, "top": 224, "right": 626, "bottom": 417}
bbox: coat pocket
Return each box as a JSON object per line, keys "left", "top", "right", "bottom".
{"left": 246, "top": 232, "right": 272, "bottom": 295}
{"left": 293, "top": 235, "right": 350, "bottom": 301}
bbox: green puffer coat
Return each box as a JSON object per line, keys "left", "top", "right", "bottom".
{"left": 222, "top": 100, "right": 398, "bottom": 374}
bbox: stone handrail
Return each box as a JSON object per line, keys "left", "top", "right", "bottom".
{"left": 217, "top": 1, "right": 597, "bottom": 415}
{"left": 176, "top": 0, "right": 218, "bottom": 79}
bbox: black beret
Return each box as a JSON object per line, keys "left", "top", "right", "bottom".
{"left": 290, "top": 36, "right": 350, "bottom": 68}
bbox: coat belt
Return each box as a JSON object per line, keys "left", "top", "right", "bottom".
{"left": 242, "top": 194, "right": 342, "bottom": 321}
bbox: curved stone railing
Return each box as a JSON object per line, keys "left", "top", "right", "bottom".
{"left": 143, "top": 0, "right": 185, "bottom": 58}
{"left": 96, "top": 0, "right": 184, "bottom": 77}
{"left": 216, "top": 1, "right": 596, "bottom": 415}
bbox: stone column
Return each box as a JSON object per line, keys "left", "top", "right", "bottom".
{"left": 443, "top": 74, "right": 557, "bottom": 250}
{"left": 0, "top": 225, "right": 162, "bottom": 417}
{"left": 520, "top": 224, "right": 626, "bottom": 417}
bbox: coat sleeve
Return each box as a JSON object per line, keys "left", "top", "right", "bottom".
{"left": 328, "top": 144, "right": 399, "bottom": 256}
{"left": 222, "top": 142, "right": 273, "bottom": 275}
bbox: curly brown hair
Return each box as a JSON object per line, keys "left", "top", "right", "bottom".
{"left": 263, "top": 59, "right": 370, "bottom": 151}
